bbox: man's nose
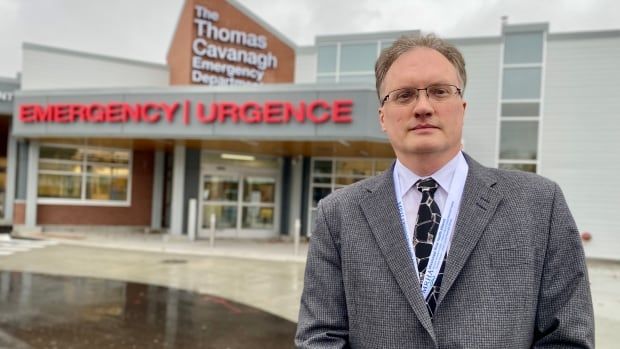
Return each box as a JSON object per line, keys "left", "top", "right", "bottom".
{"left": 413, "top": 92, "right": 433, "bottom": 118}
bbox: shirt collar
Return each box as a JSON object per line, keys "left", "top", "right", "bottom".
{"left": 395, "top": 151, "right": 464, "bottom": 198}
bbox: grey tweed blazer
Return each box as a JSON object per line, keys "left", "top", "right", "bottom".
{"left": 296, "top": 154, "right": 594, "bottom": 348}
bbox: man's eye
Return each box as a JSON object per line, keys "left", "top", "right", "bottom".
{"left": 430, "top": 87, "right": 449, "bottom": 96}
{"left": 394, "top": 90, "right": 415, "bottom": 101}
{"left": 431, "top": 87, "right": 449, "bottom": 96}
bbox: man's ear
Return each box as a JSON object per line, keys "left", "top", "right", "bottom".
{"left": 379, "top": 107, "right": 386, "bottom": 132}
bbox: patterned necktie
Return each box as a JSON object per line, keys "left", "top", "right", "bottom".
{"left": 413, "top": 178, "right": 446, "bottom": 317}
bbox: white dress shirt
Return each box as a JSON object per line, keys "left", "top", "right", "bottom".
{"left": 394, "top": 151, "right": 468, "bottom": 256}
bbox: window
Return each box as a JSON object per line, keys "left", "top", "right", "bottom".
{"left": 340, "top": 43, "right": 376, "bottom": 73}
{"left": 308, "top": 158, "right": 392, "bottom": 232}
{"left": 499, "top": 163, "right": 537, "bottom": 173}
{"left": 38, "top": 144, "right": 131, "bottom": 204}
{"left": 317, "top": 45, "right": 338, "bottom": 83}
{"left": 316, "top": 41, "right": 382, "bottom": 83}
{"left": 499, "top": 121, "right": 539, "bottom": 160}
{"left": 504, "top": 32, "right": 544, "bottom": 64}
{"left": 502, "top": 67, "right": 542, "bottom": 100}
{"left": 498, "top": 30, "right": 545, "bottom": 173}
{"left": 501, "top": 102, "right": 540, "bottom": 117}
{"left": 317, "top": 45, "right": 337, "bottom": 74}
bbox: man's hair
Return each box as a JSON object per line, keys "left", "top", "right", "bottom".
{"left": 374, "top": 33, "right": 467, "bottom": 99}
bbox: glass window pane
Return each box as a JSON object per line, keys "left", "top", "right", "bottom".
{"left": 375, "top": 159, "right": 393, "bottom": 174}
{"left": 203, "top": 175, "right": 238, "bottom": 201}
{"left": 313, "top": 160, "right": 332, "bottom": 174}
{"left": 86, "top": 176, "right": 127, "bottom": 201}
{"left": 312, "top": 187, "right": 332, "bottom": 207}
{"left": 38, "top": 174, "right": 81, "bottom": 199}
{"left": 339, "top": 74, "right": 375, "bottom": 84}
{"left": 504, "top": 32, "right": 544, "bottom": 64}
{"left": 242, "top": 206, "right": 274, "bottom": 229}
{"left": 501, "top": 102, "right": 540, "bottom": 117}
{"left": 202, "top": 152, "right": 278, "bottom": 169}
{"left": 243, "top": 177, "right": 275, "bottom": 203}
{"left": 38, "top": 145, "right": 131, "bottom": 202}
{"left": 40, "top": 146, "right": 83, "bottom": 161}
{"left": 499, "top": 163, "right": 537, "bottom": 173}
{"left": 502, "top": 67, "right": 542, "bottom": 99}
{"left": 317, "top": 45, "right": 337, "bottom": 73}
{"left": 87, "top": 150, "right": 129, "bottom": 164}
{"left": 87, "top": 165, "right": 112, "bottom": 175}
{"left": 335, "top": 177, "right": 365, "bottom": 186}
{"left": 500, "top": 121, "right": 539, "bottom": 160}
{"left": 202, "top": 205, "right": 237, "bottom": 229}
{"left": 39, "top": 161, "right": 82, "bottom": 173}
{"left": 340, "top": 43, "right": 376, "bottom": 72}
{"left": 112, "top": 167, "right": 129, "bottom": 177}
{"left": 313, "top": 176, "right": 331, "bottom": 184}
{"left": 336, "top": 160, "right": 373, "bottom": 176}
{"left": 110, "top": 177, "right": 128, "bottom": 200}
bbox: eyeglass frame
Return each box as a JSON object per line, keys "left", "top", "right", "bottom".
{"left": 380, "top": 84, "right": 463, "bottom": 107}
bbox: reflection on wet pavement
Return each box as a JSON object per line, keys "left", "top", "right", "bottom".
{"left": 0, "top": 271, "right": 296, "bottom": 349}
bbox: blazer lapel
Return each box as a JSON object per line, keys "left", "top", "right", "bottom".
{"left": 438, "top": 156, "right": 503, "bottom": 304}
{"left": 360, "top": 168, "right": 437, "bottom": 343}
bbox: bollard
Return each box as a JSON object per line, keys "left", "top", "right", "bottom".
{"left": 209, "top": 213, "right": 216, "bottom": 247}
{"left": 188, "top": 199, "right": 197, "bottom": 241}
{"left": 294, "top": 219, "right": 301, "bottom": 256}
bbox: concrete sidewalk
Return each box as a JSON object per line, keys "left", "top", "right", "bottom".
{"left": 11, "top": 230, "right": 309, "bottom": 263}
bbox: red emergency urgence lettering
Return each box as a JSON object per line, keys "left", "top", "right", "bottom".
{"left": 18, "top": 102, "right": 181, "bottom": 124}
{"left": 18, "top": 100, "right": 353, "bottom": 125}
{"left": 193, "top": 100, "right": 353, "bottom": 124}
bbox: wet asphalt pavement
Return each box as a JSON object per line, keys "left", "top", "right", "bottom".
{"left": 0, "top": 271, "right": 295, "bottom": 349}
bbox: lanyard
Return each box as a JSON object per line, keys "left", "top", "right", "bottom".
{"left": 393, "top": 154, "right": 468, "bottom": 299}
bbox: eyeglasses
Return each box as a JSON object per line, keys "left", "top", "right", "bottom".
{"left": 380, "top": 84, "right": 462, "bottom": 106}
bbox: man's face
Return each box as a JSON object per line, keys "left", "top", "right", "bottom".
{"left": 379, "top": 47, "right": 466, "bottom": 162}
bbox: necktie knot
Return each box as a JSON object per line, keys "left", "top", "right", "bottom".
{"left": 416, "top": 178, "right": 439, "bottom": 195}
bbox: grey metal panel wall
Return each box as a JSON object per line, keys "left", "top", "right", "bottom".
{"left": 542, "top": 34, "right": 620, "bottom": 259}
{"left": 456, "top": 41, "right": 502, "bottom": 167}
{"left": 0, "top": 79, "right": 18, "bottom": 114}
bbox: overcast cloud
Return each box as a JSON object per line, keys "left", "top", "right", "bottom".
{"left": 0, "top": 0, "right": 618, "bottom": 78}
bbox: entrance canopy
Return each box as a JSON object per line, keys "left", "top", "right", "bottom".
{"left": 13, "top": 84, "right": 387, "bottom": 146}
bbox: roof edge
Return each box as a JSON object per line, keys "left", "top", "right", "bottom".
{"left": 226, "top": 0, "right": 298, "bottom": 49}
{"left": 23, "top": 42, "right": 169, "bottom": 71}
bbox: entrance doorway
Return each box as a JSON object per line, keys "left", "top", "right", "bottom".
{"left": 198, "top": 157, "right": 280, "bottom": 239}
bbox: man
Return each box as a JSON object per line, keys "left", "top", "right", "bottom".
{"left": 295, "top": 34, "right": 594, "bottom": 348}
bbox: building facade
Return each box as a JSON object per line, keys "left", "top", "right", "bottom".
{"left": 2, "top": 0, "right": 619, "bottom": 260}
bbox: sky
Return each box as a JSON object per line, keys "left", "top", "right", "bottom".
{"left": 1, "top": 0, "right": 619, "bottom": 78}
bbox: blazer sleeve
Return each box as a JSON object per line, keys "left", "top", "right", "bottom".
{"left": 295, "top": 201, "right": 350, "bottom": 349}
{"left": 533, "top": 182, "right": 595, "bottom": 348}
